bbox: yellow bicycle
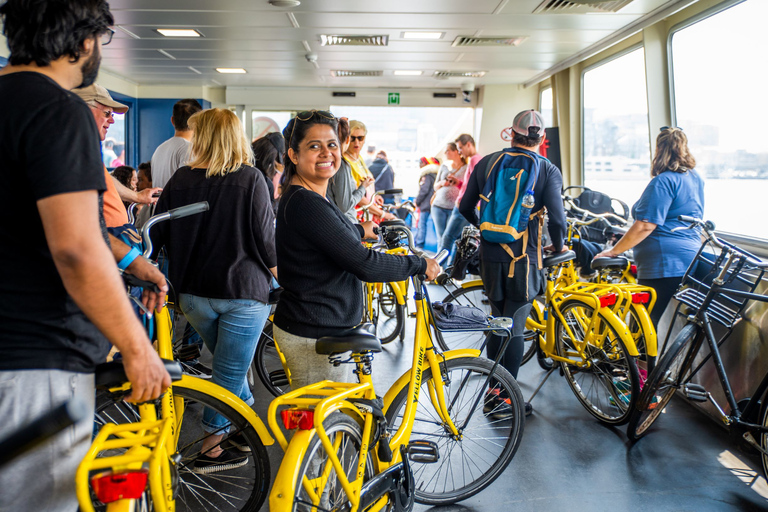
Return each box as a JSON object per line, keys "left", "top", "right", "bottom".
{"left": 268, "top": 224, "right": 525, "bottom": 510}
{"left": 77, "top": 203, "right": 275, "bottom": 512}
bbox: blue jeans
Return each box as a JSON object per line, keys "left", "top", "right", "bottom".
{"left": 439, "top": 207, "right": 470, "bottom": 259}
{"left": 415, "top": 210, "right": 432, "bottom": 248}
{"left": 431, "top": 206, "right": 452, "bottom": 242}
{"left": 179, "top": 294, "right": 270, "bottom": 434}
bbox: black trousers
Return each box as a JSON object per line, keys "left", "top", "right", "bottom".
{"left": 638, "top": 276, "right": 683, "bottom": 327}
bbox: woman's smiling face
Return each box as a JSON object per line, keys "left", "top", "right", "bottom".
{"left": 290, "top": 123, "right": 341, "bottom": 183}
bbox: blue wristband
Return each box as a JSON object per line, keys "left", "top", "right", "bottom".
{"left": 117, "top": 247, "right": 141, "bottom": 271}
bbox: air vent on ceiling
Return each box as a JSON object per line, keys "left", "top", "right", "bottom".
{"left": 433, "top": 71, "right": 487, "bottom": 79}
{"left": 331, "top": 70, "right": 384, "bottom": 77}
{"left": 452, "top": 36, "right": 527, "bottom": 47}
{"left": 320, "top": 35, "right": 389, "bottom": 46}
{"left": 533, "top": 0, "right": 634, "bottom": 14}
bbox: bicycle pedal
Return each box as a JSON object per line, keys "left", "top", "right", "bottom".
{"left": 683, "top": 383, "right": 708, "bottom": 402}
{"left": 405, "top": 440, "right": 439, "bottom": 464}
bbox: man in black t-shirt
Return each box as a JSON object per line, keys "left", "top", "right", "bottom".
{"left": 0, "top": 2, "right": 171, "bottom": 510}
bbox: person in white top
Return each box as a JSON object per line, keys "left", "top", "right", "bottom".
{"left": 150, "top": 98, "right": 202, "bottom": 189}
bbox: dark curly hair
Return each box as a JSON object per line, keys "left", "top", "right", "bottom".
{"left": 0, "top": 0, "right": 113, "bottom": 66}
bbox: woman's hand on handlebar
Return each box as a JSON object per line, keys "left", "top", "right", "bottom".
{"left": 126, "top": 257, "right": 168, "bottom": 314}
{"left": 424, "top": 258, "right": 442, "bottom": 281}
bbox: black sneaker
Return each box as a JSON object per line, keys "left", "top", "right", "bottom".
{"left": 226, "top": 431, "right": 252, "bottom": 453}
{"left": 192, "top": 448, "right": 248, "bottom": 474}
{"left": 182, "top": 361, "right": 213, "bottom": 379}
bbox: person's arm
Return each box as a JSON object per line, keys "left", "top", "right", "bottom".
{"left": 458, "top": 159, "right": 484, "bottom": 226}
{"left": 594, "top": 221, "right": 656, "bottom": 259}
{"left": 109, "top": 234, "right": 168, "bottom": 314}
{"left": 251, "top": 172, "right": 278, "bottom": 271}
{"left": 37, "top": 190, "right": 170, "bottom": 403}
{"left": 542, "top": 164, "right": 567, "bottom": 252}
{"left": 113, "top": 177, "right": 162, "bottom": 205}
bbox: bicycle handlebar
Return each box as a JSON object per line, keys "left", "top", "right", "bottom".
{"left": 563, "top": 196, "right": 628, "bottom": 227}
{"left": 141, "top": 201, "right": 209, "bottom": 259}
{"left": 674, "top": 216, "right": 768, "bottom": 269}
{"left": 0, "top": 399, "right": 88, "bottom": 468}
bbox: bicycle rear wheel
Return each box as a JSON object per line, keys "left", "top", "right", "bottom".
{"left": 293, "top": 412, "right": 375, "bottom": 511}
{"left": 253, "top": 320, "right": 289, "bottom": 396}
{"left": 554, "top": 299, "right": 640, "bottom": 425}
{"left": 94, "top": 387, "right": 270, "bottom": 511}
{"left": 384, "top": 357, "right": 524, "bottom": 505}
{"left": 627, "top": 324, "right": 699, "bottom": 441}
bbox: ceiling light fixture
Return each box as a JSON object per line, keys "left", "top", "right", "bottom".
{"left": 157, "top": 28, "right": 202, "bottom": 37}
{"left": 216, "top": 68, "right": 247, "bottom": 74}
{"left": 268, "top": 0, "right": 301, "bottom": 6}
{"left": 401, "top": 31, "right": 444, "bottom": 40}
{"left": 320, "top": 35, "right": 389, "bottom": 46}
{"left": 394, "top": 70, "right": 423, "bottom": 76}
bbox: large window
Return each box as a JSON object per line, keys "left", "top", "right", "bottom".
{"left": 582, "top": 47, "right": 650, "bottom": 208}
{"left": 329, "top": 106, "right": 474, "bottom": 197}
{"left": 539, "top": 86, "right": 553, "bottom": 130}
{"left": 671, "top": 0, "right": 768, "bottom": 239}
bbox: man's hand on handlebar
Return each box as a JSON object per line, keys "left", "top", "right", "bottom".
{"left": 424, "top": 258, "right": 441, "bottom": 281}
{"left": 126, "top": 257, "right": 169, "bottom": 314}
{"left": 122, "top": 342, "right": 172, "bottom": 403}
{"left": 360, "top": 220, "right": 378, "bottom": 240}
{"left": 136, "top": 187, "right": 163, "bottom": 205}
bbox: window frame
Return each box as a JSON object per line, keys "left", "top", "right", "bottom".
{"left": 580, "top": 42, "right": 648, "bottom": 185}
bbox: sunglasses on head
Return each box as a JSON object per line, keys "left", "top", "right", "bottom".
{"left": 660, "top": 126, "right": 683, "bottom": 132}
{"left": 289, "top": 110, "right": 336, "bottom": 146}
{"left": 350, "top": 135, "right": 365, "bottom": 142}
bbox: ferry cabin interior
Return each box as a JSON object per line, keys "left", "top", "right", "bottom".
{"left": 2, "top": 0, "right": 767, "bottom": 509}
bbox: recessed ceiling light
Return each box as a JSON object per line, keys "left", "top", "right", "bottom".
{"left": 216, "top": 68, "right": 246, "bottom": 74}
{"left": 157, "top": 29, "right": 201, "bottom": 38}
{"left": 402, "top": 31, "right": 444, "bottom": 40}
{"left": 394, "top": 70, "right": 423, "bottom": 76}
{"left": 268, "top": 0, "right": 301, "bottom": 6}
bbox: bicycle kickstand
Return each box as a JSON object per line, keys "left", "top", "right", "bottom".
{"left": 526, "top": 366, "right": 557, "bottom": 404}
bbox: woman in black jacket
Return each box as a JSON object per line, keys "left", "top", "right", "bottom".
{"left": 273, "top": 111, "right": 441, "bottom": 389}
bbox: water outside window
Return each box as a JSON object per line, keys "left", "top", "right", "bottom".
{"left": 329, "top": 106, "right": 474, "bottom": 197}
{"left": 671, "top": 0, "right": 768, "bottom": 239}
{"left": 582, "top": 47, "right": 650, "bottom": 210}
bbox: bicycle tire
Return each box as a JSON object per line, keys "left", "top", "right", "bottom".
{"left": 440, "top": 285, "right": 491, "bottom": 352}
{"left": 253, "top": 320, "right": 289, "bottom": 397}
{"left": 376, "top": 299, "right": 405, "bottom": 344}
{"left": 384, "top": 357, "right": 524, "bottom": 505}
{"left": 626, "top": 304, "right": 655, "bottom": 377}
{"left": 760, "top": 395, "right": 768, "bottom": 480}
{"left": 627, "top": 323, "right": 699, "bottom": 441}
{"left": 94, "top": 387, "right": 270, "bottom": 512}
{"left": 292, "top": 412, "right": 376, "bottom": 511}
{"left": 554, "top": 299, "right": 640, "bottom": 425}
{"left": 379, "top": 283, "right": 399, "bottom": 318}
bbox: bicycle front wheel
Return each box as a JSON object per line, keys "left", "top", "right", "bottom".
{"left": 555, "top": 300, "right": 640, "bottom": 425}
{"left": 440, "top": 284, "right": 491, "bottom": 352}
{"left": 293, "top": 412, "right": 375, "bottom": 511}
{"left": 94, "top": 387, "right": 270, "bottom": 512}
{"left": 627, "top": 323, "right": 699, "bottom": 441}
{"left": 384, "top": 357, "right": 524, "bottom": 505}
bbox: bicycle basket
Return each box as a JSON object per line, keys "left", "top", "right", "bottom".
{"left": 450, "top": 225, "right": 481, "bottom": 280}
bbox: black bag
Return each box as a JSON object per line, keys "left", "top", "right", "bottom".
{"left": 565, "top": 186, "right": 629, "bottom": 244}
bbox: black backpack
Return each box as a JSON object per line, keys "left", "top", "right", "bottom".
{"left": 564, "top": 186, "right": 629, "bottom": 244}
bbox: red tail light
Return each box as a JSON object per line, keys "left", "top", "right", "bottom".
{"left": 599, "top": 293, "right": 617, "bottom": 308}
{"left": 632, "top": 292, "right": 650, "bottom": 304}
{"left": 281, "top": 409, "right": 314, "bottom": 430}
{"left": 630, "top": 264, "right": 638, "bottom": 276}
{"left": 91, "top": 470, "right": 148, "bottom": 503}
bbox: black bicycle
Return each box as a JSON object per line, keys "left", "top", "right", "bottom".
{"left": 627, "top": 215, "right": 768, "bottom": 477}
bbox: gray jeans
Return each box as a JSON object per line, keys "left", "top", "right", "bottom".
{"left": 0, "top": 369, "right": 95, "bottom": 512}
{"left": 274, "top": 325, "right": 354, "bottom": 390}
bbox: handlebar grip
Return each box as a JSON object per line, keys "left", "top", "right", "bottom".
{"left": 380, "top": 189, "right": 402, "bottom": 195}
{"left": 168, "top": 201, "right": 209, "bottom": 220}
{"left": 122, "top": 273, "right": 162, "bottom": 293}
{"left": 0, "top": 399, "right": 88, "bottom": 468}
{"left": 434, "top": 249, "right": 450, "bottom": 265}
{"left": 372, "top": 227, "right": 380, "bottom": 235}
{"left": 677, "top": 215, "right": 698, "bottom": 223}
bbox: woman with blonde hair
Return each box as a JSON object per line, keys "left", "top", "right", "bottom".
{"left": 343, "top": 119, "right": 395, "bottom": 221}
{"left": 595, "top": 127, "right": 704, "bottom": 327}
{"left": 153, "top": 108, "right": 277, "bottom": 473}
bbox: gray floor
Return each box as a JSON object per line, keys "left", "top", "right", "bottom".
{"left": 248, "top": 286, "right": 768, "bottom": 512}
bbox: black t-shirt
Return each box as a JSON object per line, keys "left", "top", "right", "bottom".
{"left": 0, "top": 72, "right": 110, "bottom": 373}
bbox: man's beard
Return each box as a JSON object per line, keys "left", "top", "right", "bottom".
{"left": 78, "top": 48, "right": 101, "bottom": 88}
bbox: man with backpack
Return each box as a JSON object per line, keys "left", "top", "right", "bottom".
{"left": 459, "top": 109, "right": 567, "bottom": 416}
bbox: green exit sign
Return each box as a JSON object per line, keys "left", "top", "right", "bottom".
{"left": 388, "top": 92, "right": 400, "bottom": 105}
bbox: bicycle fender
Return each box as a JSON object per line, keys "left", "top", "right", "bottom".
{"left": 631, "top": 303, "right": 657, "bottom": 357}
{"left": 460, "top": 279, "right": 483, "bottom": 289}
{"left": 382, "top": 349, "right": 481, "bottom": 413}
{"left": 269, "top": 429, "right": 313, "bottom": 512}
{"left": 598, "top": 309, "right": 641, "bottom": 357}
{"left": 175, "top": 376, "right": 275, "bottom": 445}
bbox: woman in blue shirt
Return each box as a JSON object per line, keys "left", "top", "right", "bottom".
{"left": 595, "top": 127, "right": 704, "bottom": 327}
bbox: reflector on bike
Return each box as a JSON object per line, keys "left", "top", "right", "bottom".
{"left": 631, "top": 292, "right": 650, "bottom": 304}
{"left": 281, "top": 409, "right": 314, "bottom": 430}
{"left": 599, "top": 293, "right": 618, "bottom": 308}
{"left": 90, "top": 470, "right": 148, "bottom": 503}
